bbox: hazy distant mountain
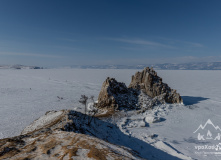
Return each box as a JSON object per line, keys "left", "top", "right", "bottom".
{"left": 68, "top": 62, "right": 221, "bottom": 70}
{"left": 0, "top": 65, "right": 43, "bottom": 69}
{"left": 152, "top": 62, "right": 221, "bottom": 70}
{"left": 2, "top": 62, "right": 221, "bottom": 70}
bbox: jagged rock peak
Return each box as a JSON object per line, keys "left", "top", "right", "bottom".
{"left": 129, "top": 67, "right": 183, "bottom": 104}
{"left": 97, "top": 77, "right": 138, "bottom": 109}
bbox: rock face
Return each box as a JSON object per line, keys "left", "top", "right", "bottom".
{"left": 129, "top": 67, "right": 183, "bottom": 104}
{"left": 97, "top": 67, "right": 182, "bottom": 110}
{"left": 97, "top": 77, "right": 138, "bottom": 109}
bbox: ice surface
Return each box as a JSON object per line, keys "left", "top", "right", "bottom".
{"left": 0, "top": 69, "right": 133, "bottom": 137}
{"left": 0, "top": 69, "right": 221, "bottom": 160}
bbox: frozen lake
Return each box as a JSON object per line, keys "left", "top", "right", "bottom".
{"left": 0, "top": 69, "right": 221, "bottom": 160}
{"left": 0, "top": 69, "right": 138, "bottom": 139}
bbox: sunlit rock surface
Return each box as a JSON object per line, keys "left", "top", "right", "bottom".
{"left": 129, "top": 67, "right": 183, "bottom": 104}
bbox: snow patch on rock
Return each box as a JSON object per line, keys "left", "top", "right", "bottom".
{"left": 21, "top": 110, "right": 63, "bottom": 135}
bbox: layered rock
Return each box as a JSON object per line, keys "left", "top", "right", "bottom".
{"left": 97, "top": 77, "right": 138, "bottom": 109}
{"left": 129, "top": 67, "right": 183, "bottom": 104}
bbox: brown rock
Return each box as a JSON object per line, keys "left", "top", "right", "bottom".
{"left": 129, "top": 67, "right": 183, "bottom": 104}
{"left": 0, "top": 131, "right": 138, "bottom": 160}
{"left": 97, "top": 77, "right": 138, "bottom": 109}
{"left": 0, "top": 110, "right": 141, "bottom": 160}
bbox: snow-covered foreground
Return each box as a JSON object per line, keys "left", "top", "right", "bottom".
{"left": 0, "top": 69, "right": 221, "bottom": 160}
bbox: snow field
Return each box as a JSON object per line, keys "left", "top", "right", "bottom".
{"left": 0, "top": 69, "right": 221, "bottom": 160}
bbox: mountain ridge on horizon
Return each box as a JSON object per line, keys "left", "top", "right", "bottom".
{"left": 63, "top": 62, "right": 221, "bottom": 70}
{"left": 1, "top": 62, "right": 221, "bottom": 70}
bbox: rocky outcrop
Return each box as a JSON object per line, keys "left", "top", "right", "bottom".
{"left": 97, "top": 67, "right": 182, "bottom": 111}
{"left": 129, "top": 67, "right": 183, "bottom": 104}
{"left": 97, "top": 77, "right": 138, "bottom": 110}
{"left": 0, "top": 110, "right": 141, "bottom": 160}
{"left": 0, "top": 131, "right": 140, "bottom": 160}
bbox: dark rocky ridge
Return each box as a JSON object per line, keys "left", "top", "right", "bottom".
{"left": 97, "top": 67, "right": 182, "bottom": 110}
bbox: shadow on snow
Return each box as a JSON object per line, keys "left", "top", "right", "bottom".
{"left": 182, "top": 96, "right": 209, "bottom": 105}
{"left": 64, "top": 110, "right": 183, "bottom": 160}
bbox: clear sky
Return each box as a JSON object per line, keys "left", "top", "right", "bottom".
{"left": 0, "top": 0, "right": 221, "bottom": 67}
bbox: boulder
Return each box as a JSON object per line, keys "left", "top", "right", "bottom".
{"left": 129, "top": 67, "right": 183, "bottom": 104}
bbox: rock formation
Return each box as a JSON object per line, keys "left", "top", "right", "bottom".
{"left": 97, "top": 77, "right": 138, "bottom": 110}
{"left": 97, "top": 67, "right": 182, "bottom": 110}
{"left": 129, "top": 67, "right": 182, "bottom": 104}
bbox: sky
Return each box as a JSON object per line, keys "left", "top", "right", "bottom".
{"left": 0, "top": 0, "right": 221, "bottom": 67}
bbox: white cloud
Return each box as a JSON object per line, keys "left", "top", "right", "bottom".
{"left": 157, "top": 37, "right": 204, "bottom": 48}
{"left": 108, "top": 38, "right": 176, "bottom": 49}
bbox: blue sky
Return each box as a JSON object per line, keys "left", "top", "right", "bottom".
{"left": 0, "top": 0, "right": 221, "bottom": 67}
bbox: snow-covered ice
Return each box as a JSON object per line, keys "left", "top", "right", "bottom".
{"left": 0, "top": 69, "right": 221, "bottom": 160}
{"left": 0, "top": 69, "right": 136, "bottom": 139}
